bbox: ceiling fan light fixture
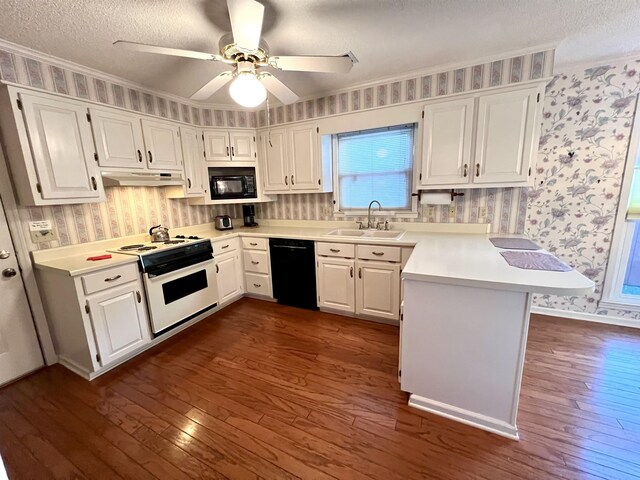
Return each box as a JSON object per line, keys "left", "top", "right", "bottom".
{"left": 229, "top": 71, "right": 266, "bottom": 108}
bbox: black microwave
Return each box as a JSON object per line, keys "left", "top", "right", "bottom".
{"left": 210, "top": 174, "right": 257, "bottom": 200}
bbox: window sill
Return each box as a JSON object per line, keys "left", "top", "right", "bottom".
{"left": 598, "top": 299, "right": 640, "bottom": 313}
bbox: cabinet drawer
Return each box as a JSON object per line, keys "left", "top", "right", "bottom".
{"left": 243, "top": 250, "right": 269, "bottom": 274}
{"left": 357, "top": 245, "right": 401, "bottom": 262}
{"left": 316, "top": 242, "right": 355, "bottom": 258}
{"left": 242, "top": 237, "right": 268, "bottom": 250}
{"left": 212, "top": 237, "right": 239, "bottom": 254}
{"left": 81, "top": 263, "right": 140, "bottom": 295}
{"left": 246, "top": 273, "right": 271, "bottom": 296}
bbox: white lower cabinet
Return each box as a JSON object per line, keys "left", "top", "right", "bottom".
{"left": 316, "top": 242, "right": 402, "bottom": 322}
{"left": 356, "top": 260, "right": 401, "bottom": 321}
{"left": 215, "top": 251, "right": 244, "bottom": 304}
{"left": 87, "top": 282, "right": 150, "bottom": 367}
{"left": 317, "top": 257, "right": 356, "bottom": 313}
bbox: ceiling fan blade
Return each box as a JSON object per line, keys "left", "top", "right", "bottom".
{"left": 260, "top": 73, "right": 299, "bottom": 105}
{"left": 227, "top": 0, "right": 264, "bottom": 51}
{"left": 114, "top": 40, "right": 221, "bottom": 61}
{"left": 269, "top": 54, "right": 355, "bottom": 74}
{"left": 191, "top": 72, "right": 234, "bottom": 101}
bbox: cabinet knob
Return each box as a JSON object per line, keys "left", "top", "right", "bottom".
{"left": 2, "top": 268, "right": 17, "bottom": 278}
{"left": 350, "top": 267, "right": 353, "bottom": 278}
{"left": 216, "top": 264, "right": 219, "bottom": 274}
{"left": 463, "top": 164, "right": 468, "bottom": 177}
{"left": 148, "top": 151, "right": 153, "bottom": 163}
{"left": 137, "top": 150, "right": 142, "bottom": 162}
{"left": 0, "top": 250, "right": 10, "bottom": 260}
{"left": 226, "top": 146, "right": 230, "bottom": 157}
{"left": 358, "top": 268, "right": 362, "bottom": 279}
{"left": 231, "top": 146, "right": 235, "bottom": 157}
{"left": 476, "top": 163, "right": 480, "bottom": 177}
{"left": 291, "top": 176, "right": 294, "bottom": 185}
{"left": 187, "top": 178, "right": 192, "bottom": 189}
{"left": 284, "top": 176, "right": 288, "bottom": 186}
{"left": 136, "top": 291, "right": 142, "bottom": 303}
{"left": 91, "top": 176, "right": 98, "bottom": 191}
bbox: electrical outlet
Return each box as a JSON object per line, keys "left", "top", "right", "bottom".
{"left": 426, "top": 206, "right": 436, "bottom": 218}
{"left": 448, "top": 206, "right": 456, "bottom": 218}
{"left": 323, "top": 206, "right": 333, "bottom": 216}
{"left": 478, "top": 206, "right": 487, "bottom": 218}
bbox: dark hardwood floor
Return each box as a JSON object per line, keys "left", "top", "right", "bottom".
{"left": 2, "top": 298, "right": 640, "bottom": 479}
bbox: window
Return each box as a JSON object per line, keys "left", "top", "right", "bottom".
{"left": 335, "top": 124, "right": 415, "bottom": 212}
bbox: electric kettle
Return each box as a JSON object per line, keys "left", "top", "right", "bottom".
{"left": 149, "top": 225, "right": 170, "bottom": 242}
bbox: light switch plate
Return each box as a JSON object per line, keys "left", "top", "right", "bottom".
{"left": 478, "top": 206, "right": 487, "bottom": 218}
{"left": 29, "top": 220, "right": 58, "bottom": 243}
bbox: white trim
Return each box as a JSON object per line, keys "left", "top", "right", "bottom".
{"left": 600, "top": 94, "right": 640, "bottom": 307}
{"left": 555, "top": 50, "right": 640, "bottom": 74}
{"left": 531, "top": 305, "right": 640, "bottom": 329}
{"left": 408, "top": 394, "right": 519, "bottom": 440}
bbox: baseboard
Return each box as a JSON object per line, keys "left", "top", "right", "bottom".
{"left": 531, "top": 306, "right": 640, "bottom": 329}
{"left": 408, "top": 394, "right": 519, "bottom": 440}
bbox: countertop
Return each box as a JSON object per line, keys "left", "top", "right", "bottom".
{"left": 31, "top": 221, "right": 594, "bottom": 296}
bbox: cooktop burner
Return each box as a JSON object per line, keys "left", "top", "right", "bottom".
{"left": 164, "top": 240, "right": 185, "bottom": 245}
{"left": 119, "top": 244, "right": 145, "bottom": 251}
{"left": 137, "top": 246, "right": 158, "bottom": 251}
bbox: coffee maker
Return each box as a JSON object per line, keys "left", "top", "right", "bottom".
{"left": 242, "top": 204, "right": 258, "bottom": 227}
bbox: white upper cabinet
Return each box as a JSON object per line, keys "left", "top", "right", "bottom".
{"left": 261, "top": 128, "right": 290, "bottom": 192}
{"left": 473, "top": 86, "right": 539, "bottom": 185}
{"left": 8, "top": 90, "right": 104, "bottom": 204}
{"left": 417, "top": 83, "right": 543, "bottom": 189}
{"left": 420, "top": 98, "right": 474, "bottom": 186}
{"left": 203, "top": 129, "right": 256, "bottom": 163}
{"left": 289, "top": 123, "right": 319, "bottom": 191}
{"left": 259, "top": 122, "right": 331, "bottom": 194}
{"left": 180, "top": 126, "right": 205, "bottom": 196}
{"left": 90, "top": 108, "right": 145, "bottom": 169}
{"left": 141, "top": 118, "right": 183, "bottom": 171}
{"left": 229, "top": 131, "right": 256, "bottom": 161}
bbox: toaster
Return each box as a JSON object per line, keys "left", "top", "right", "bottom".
{"left": 214, "top": 215, "right": 234, "bottom": 230}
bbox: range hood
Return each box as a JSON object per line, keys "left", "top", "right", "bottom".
{"left": 101, "top": 171, "right": 184, "bottom": 187}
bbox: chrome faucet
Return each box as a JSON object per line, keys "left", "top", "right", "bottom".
{"left": 367, "top": 200, "right": 381, "bottom": 229}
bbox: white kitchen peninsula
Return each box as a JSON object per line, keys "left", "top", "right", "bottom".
{"left": 400, "top": 234, "right": 594, "bottom": 440}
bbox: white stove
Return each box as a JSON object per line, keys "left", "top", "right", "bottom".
{"left": 108, "top": 235, "right": 204, "bottom": 256}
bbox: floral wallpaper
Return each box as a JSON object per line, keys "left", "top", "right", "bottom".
{"left": 526, "top": 59, "right": 640, "bottom": 318}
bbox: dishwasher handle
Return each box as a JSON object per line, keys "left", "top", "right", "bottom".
{"left": 270, "top": 244, "right": 309, "bottom": 250}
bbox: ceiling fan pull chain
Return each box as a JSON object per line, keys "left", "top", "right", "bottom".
{"left": 266, "top": 96, "right": 273, "bottom": 147}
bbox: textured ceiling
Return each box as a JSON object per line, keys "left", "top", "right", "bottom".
{"left": 1, "top": 0, "right": 640, "bottom": 104}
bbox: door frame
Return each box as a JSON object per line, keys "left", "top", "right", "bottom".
{"left": 0, "top": 147, "right": 56, "bottom": 364}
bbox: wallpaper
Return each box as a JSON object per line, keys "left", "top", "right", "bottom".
{"left": 525, "top": 58, "right": 640, "bottom": 319}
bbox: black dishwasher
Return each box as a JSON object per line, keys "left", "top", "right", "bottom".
{"left": 269, "top": 238, "right": 318, "bottom": 310}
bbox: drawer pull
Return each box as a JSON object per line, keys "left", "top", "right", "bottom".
{"left": 463, "top": 163, "right": 468, "bottom": 177}
{"left": 137, "top": 149, "right": 142, "bottom": 162}
{"left": 148, "top": 150, "right": 153, "bottom": 163}
{"left": 329, "top": 248, "right": 341, "bottom": 253}
{"left": 358, "top": 268, "right": 362, "bottom": 279}
{"left": 251, "top": 260, "right": 260, "bottom": 265}
{"left": 476, "top": 163, "right": 480, "bottom": 177}
{"left": 372, "top": 251, "right": 385, "bottom": 256}
{"left": 253, "top": 283, "right": 261, "bottom": 288}
{"left": 91, "top": 176, "right": 98, "bottom": 191}
{"left": 136, "top": 291, "right": 142, "bottom": 303}
{"left": 249, "top": 242, "right": 258, "bottom": 246}
{"left": 221, "top": 244, "right": 230, "bottom": 249}
{"left": 104, "top": 275, "right": 122, "bottom": 282}
{"left": 216, "top": 264, "right": 219, "bottom": 274}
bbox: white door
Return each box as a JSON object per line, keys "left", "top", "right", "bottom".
{"left": 317, "top": 257, "right": 355, "bottom": 313}
{"left": 19, "top": 93, "right": 103, "bottom": 200}
{"left": 261, "top": 129, "right": 290, "bottom": 192}
{"left": 216, "top": 252, "right": 243, "bottom": 304}
{"left": 229, "top": 131, "right": 256, "bottom": 162}
{"left": 88, "top": 281, "right": 150, "bottom": 367}
{"left": 179, "top": 126, "right": 205, "bottom": 196}
{"left": 473, "top": 87, "right": 538, "bottom": 184}
{"left": 420, "top": 97, "right": 474, "bottom": 186}
{"left": 356, "top": 261, "right": 400, "bottom": 321}
{"left": 0, "top": 195, "right": 43, "bottom": 386}
{"left": 203, "top": 130, "right": 231, "bottom": 162}
{"left": 89, "top": 108, "right": 145, "bottom": 169}
{"left": 289, "top": 124, "right": 319, "bottom": 191}
{"left": 141, "top": 119, "right": 183, "bottom": 171}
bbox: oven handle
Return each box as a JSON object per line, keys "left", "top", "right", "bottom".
{"left": 146, "top": 257, "right": 214, "bottom": 279}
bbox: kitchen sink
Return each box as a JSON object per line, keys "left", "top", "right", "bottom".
{"left": 325, "top": 229, "right": 404, "bottom": 239}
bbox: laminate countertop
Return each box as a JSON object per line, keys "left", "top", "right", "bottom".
{"left": 31, "top": 222, "right": 594, "bottom": 296}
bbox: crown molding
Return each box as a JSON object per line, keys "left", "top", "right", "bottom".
{"left": 554, "top": 50, "right": 640, "bottom": 74}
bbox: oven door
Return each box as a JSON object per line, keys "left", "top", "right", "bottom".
{"left": 143, "top": 259, "right": 218, "bottom": 334}
{"left": 211, "top": 176, "right": 246, "bottom": 199}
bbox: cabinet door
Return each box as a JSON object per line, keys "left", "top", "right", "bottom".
{"left": 179, "top": 126, "right": 205, "bottom": 196}
{"left": 261, "top": 129, "right": 290, "bottom": 192}
{"left": 216, "top": 252, "right": 243, "bottom": 304}
{"left": 19, "top": 93, "right": 103, "bottom": 200}
{"left": 141, "top": 119, "right": 183, "bottom": 171}
{"left": 289, "top": 123, "right": 319, "bottom": 191}
{"left": 88, "top": 282, "right": 150, "bottom": 367}
{"left": 356, "top": 261, "right": 400, "bottom": 321}
{"left": 90, "top": 108, "right": 145, "bottom": 169}
{"left": 473, "top": 87, "right": 538, "bottom": 184}
{"left": 203, "top": 130, "right": 231, "bottom": 162}
{"left": 317, "top": 257, "right": 355, "bottom": 313}
{"left": 420, "top": 98, "right": 474, "bottom": 186}
{"left": 229, "top": 131, "right": 256, "bottom": 162}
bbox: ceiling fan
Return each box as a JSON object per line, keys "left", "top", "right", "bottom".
{"left": 114, "top": 0, "right": 356, "bottom": 108}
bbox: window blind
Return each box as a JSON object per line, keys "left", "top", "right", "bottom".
{"left": 337, "top": 125, "right": 414, "bottom": 210}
